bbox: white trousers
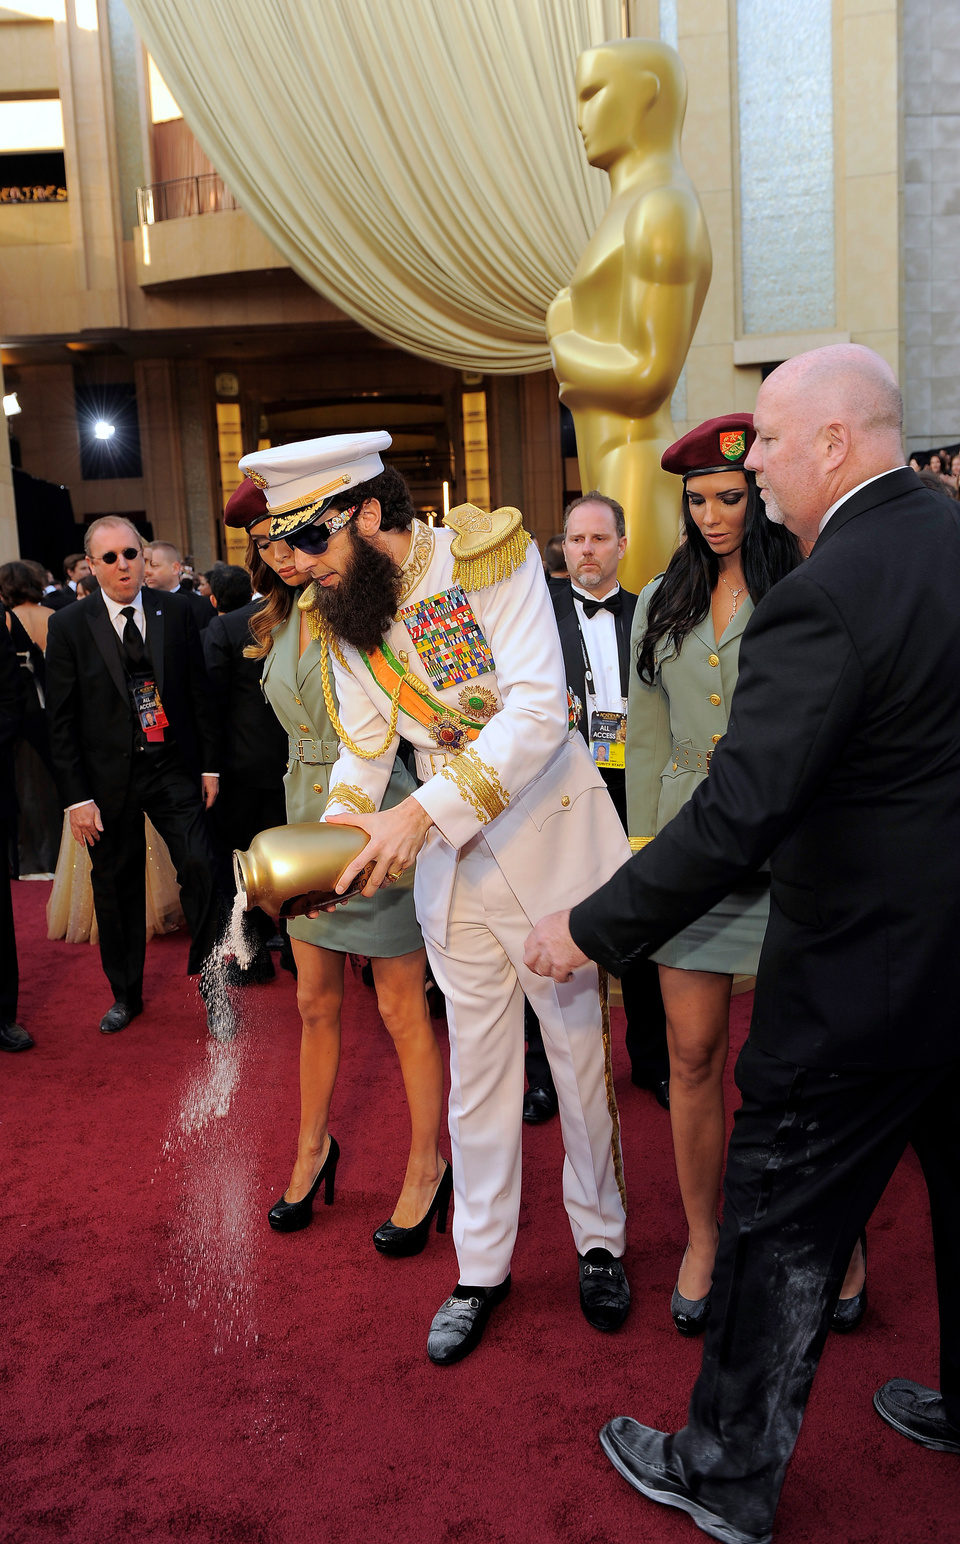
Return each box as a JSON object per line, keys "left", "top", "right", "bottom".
{"left": 423, "top": 834, "right": 627, "bottom": 1286}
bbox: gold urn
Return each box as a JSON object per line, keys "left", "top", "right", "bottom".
{"left": 233, "top": 822, "right": 374, "bottom": 920}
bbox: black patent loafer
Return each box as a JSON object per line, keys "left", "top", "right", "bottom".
{"left": 427, "top": 1276, "right": 511, "bottom": 1365}
{"left": 579, "top": 1248, "right": 630, "bottom": 1331}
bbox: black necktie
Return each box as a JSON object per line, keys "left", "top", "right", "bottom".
{"left": 120, "top": 605, "right": 146, "bottom": 671}
{"left": 574, "top": 590, "right": 622, "bottom": 620}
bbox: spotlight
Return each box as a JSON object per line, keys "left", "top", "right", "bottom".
{"left": 3, "top": 393, "right": 21, "bottom": 417}
{"left": 93, "top": 420, "right": 116, "bottom": 440}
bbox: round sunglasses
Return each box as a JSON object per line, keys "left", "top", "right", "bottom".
{"left": 95, "top": 546, "right": 141, "bottom": 564}
{"left": 285, "top": 504, "right": 359, "bottom": 556}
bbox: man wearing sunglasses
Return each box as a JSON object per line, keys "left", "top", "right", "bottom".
{"left": 239, "top": 432, "right": 632, "bottom": 1366}
{"left": 45, "top": 517, "right": 227, "bottom": 1038}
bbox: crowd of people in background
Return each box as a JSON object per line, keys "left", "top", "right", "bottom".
{"left": 2, "top": 348, "right": 958, "bottom": 1543}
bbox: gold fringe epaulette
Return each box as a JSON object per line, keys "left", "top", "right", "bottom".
{"left": 446, "top": 502, "right": 532, "bottom": 591}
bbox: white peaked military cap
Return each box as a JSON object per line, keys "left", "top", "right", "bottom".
{"left": 239, "top": 431, "right": 392, "bottom": 537}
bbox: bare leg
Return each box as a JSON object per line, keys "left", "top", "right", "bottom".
{"left": 283, "top": 937, "right": 346, "bottom": 1203}
{"left": 838, "top": 1236, "right": 866, "bottom": 1298}
{"left": 659, "top": 965, "right": 733, "bottom": 1301}
{"left": 371, "top": 947, "right": 445, "bottom": 1227}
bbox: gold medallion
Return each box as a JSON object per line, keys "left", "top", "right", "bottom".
{"left": 457, "top": 685, "right": 499, "bottom": 721}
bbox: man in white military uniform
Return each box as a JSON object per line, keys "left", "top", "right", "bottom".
{"left": 239, "top": 432, "right": 631, "bottom": 1364}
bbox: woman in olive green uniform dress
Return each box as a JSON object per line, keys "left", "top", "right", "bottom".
{"left": 626, "top": 416, "right": 801, "bottom": 1332}
{"left": 237, "top": 494, "right": 448, "bottom": 1252}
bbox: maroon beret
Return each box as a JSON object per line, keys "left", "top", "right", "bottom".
{"left": 661, "top": 414, "right": 755, "bottom": 478}
{"left": 223, "top": 476, "right": 269, "bottom": 530}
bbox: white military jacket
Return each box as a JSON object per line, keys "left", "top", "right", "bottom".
{"left": 323, "top": 518, "right": 630, "bottom": 947}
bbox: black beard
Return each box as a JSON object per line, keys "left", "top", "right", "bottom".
{"left": 310, "top": 526, "right": 403, "bottom": 653}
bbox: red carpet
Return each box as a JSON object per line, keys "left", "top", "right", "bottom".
{"left": 3, "top": 879, "right": 957, "bottom": 1543}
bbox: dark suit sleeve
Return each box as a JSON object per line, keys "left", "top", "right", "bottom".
{"left": 44, "top": 611, "right": 93, "bottom": 808}
{"left": 182, "top": 608, "right": 220, "bottom": 774}
{"left": 570, "top": 571, "right": 866, "bottom": 971}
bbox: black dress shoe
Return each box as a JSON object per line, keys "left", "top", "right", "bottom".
{"left": 831, "top": 1231, "right": 867, "bottom": 1333}
{"left": 268, "top": 1136, "right": 340, "bottom": 1233}
{"left": 99, "top": 1000, "right": 142, "bottom": 1035}
{"left": 0, "top": 1021, "right": 34, "bottom": 1051}
{"left": 522, "top": 1084, "right": 558, "bottom": 1124}
{"left": 200, "top": 979, "right": 236, "bottom": 1043}
{"left": 579, "top": 1248, "right": 630, "bottom": 1331}
{"left": 874, "top": 1379, "right": 960, "bottom": 1454}
{"left": 373, "top": 1162, "right": 452, "bottom": 1257}
{"left": 631, "top": 1069, "right": 670, "bottom": 1109}
{"left": 599, "top": 1419, "right": 773, "bottom": 1544}
{"left": 427, "top": 1275, "right": 510, "bottom": 1365}
{"left": 225, "top": 947, "right": 275, "bottom": 986}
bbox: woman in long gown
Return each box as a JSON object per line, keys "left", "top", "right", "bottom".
{"left": 227, "top": 478, "right": 449, "bottom": 1252}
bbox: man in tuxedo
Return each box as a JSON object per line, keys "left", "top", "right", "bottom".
{"left": 145, "top": 541, "right": 215, "bottom": 631}
{"left": 523, "top": 493, "right": 669, "bottom": 1122}
{"left": 526, "top": 345, "right": 960, "bottom": 1542}
{"left": 42, "top": 553, "right": 90, "bottom": 612}
{"left": 46, "top": 518, "right": 227, "bottom": 1037}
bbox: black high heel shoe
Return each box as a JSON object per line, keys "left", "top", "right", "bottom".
{"left": 831, "top": 1231, "right": 867, "bottom": 1333}
{"left": 670, "top": 1242, "right": 714, "bottom": 1336}
{"left": 372, "top": 1161, "right": 452, "bottom": 1257}
{"left": 268, "top": 1135, "right": 339, "bottom": 1233}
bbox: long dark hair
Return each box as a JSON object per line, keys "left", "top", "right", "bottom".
{"left": 636, "top": 471, "right": 800, "bottom": 682}
{"left": 244, "top": 539, "right": 295, "bottom": 659}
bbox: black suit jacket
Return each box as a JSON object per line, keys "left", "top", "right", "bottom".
{"left": 571, "top": 469, "right": 960, "bottom": 1070}
{"left": 554, "top": 584, "right": 637, "bottom": 828}
{"left": 202, "top": 600, "right": 288, "bottom": 788}
{"left": 45, "top": 588, "right": 219, "bottom": 819}
{"left": 42, "top": 587, "right": 76, "bottom": 612}
{"left": 177, "top": 585, "right": 216, "bottom": 631}
{"left": 553, "top": 583, "right": 638, "bottom": 734}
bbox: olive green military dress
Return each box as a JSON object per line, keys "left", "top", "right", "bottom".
{"left": 625, "top": 576, "right": 769, "bottom": 972}
{"left": 261, "top": 598, "right": 423, "bottom": 956}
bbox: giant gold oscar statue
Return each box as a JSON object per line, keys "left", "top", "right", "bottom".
{"left": 547, "top": 39, "right": 712, "bottom": 593}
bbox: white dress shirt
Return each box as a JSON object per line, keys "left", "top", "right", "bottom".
{"left": 570, "top": 581, "right": 625, "bottom": 715}
{"left": 102, "top": 588, "right": 146, "bottom": 644}
{"left": 817, "top": 467, "right": 905, "bottom": 534}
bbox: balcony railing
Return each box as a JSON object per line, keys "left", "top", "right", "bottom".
{"left": 136, "top": 173, "right": 238, "bottom": 225}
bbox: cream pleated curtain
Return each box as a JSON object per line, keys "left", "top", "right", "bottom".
{"left": 123, "top": 0, "right": 622, "bottom": 372}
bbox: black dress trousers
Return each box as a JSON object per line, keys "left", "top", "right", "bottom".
{"left": 665, "top": 1039, "right": 960, "bottom": 1536}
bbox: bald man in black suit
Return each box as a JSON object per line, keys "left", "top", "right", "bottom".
{"left": 527, "top": 345, "right": 960, "bottom": 1542}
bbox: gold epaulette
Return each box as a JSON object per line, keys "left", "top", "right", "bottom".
{"left": 629, "top": 836, "right": 655, "bottom": 852}
{"left": 446, "top": 502, "right": 532, "bottom": 591}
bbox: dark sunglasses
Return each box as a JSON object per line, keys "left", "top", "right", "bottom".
{"left": 96, "top": 547, "right": 141, "bottom": 564}
{"left": 285, "top": 505, "right": 358, "bottom": 556}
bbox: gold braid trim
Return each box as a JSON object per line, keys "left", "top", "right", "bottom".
{"left": 446, "top": 502, "right": 532, "bottom": 591}
{"left": 299, "top": 583, "right": 349, "bottom": 665}
{"left": 440, "top": 748, "right": 509, "bottom": 824}
{"left": 629, "top": 836, "right": 655, "bottom": 852}
{"left": 325, "top": 783, "right": 375, "bottom": 816}
{"left": 598, "top": 967, "right": 627, "bottom": 1211}
{"left": 317, "top": 619, "right": 401, "bottom": 761}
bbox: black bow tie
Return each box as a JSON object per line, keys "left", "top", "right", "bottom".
{"left": 574, "top": 590, "right": 622, "bottom": 619}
